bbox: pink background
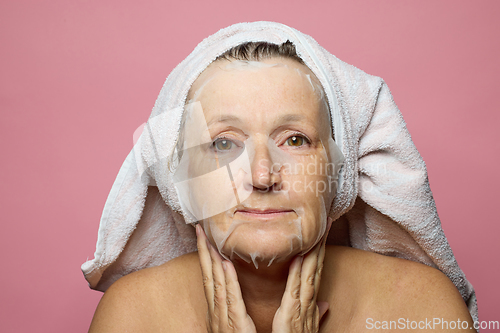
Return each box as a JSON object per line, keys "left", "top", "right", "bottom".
{"left": 1, "top": 0, "right": 498, "bottom": 331}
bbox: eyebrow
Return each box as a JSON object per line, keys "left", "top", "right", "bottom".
{"left": 205, "top": 113, "right": 307, "bottom": 128}
{"left": 278, "top": 114, "right": 306, "bottom": 123}
{"left": 206, "top": 114, "right": 242, "bottom": 128}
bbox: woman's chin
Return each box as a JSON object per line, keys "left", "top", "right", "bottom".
{"left": 209, "top": 221, "right": 322, "bottom": 267}
{"left": 221, "top": 234, "right": 302, "bottom": 267}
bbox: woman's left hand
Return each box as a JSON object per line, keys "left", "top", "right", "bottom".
{"left": 271, "top": 218, "right": 332, "bottom": 333}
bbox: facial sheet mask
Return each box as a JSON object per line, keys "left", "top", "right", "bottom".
{"left": 172, "top": 101, "right": 253, "bottom": 221}
{"left": 173, "top": 61, "right": 345, "bottom": 268}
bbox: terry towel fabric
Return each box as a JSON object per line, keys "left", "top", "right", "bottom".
{"left": 81, "top": 21, "right": 477, "bottom": 321}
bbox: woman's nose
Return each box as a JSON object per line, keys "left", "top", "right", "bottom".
{"left": 250, "top": 143, "right": 282, "bottom": 190}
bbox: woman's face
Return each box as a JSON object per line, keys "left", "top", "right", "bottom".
{"left": 179, "top": 57, "right": 339, "bottom": 266}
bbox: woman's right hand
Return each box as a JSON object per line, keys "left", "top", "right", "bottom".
{"left": 196, "top": 224, "right": 257, "bottom": 333}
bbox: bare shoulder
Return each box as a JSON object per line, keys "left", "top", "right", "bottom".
{"left": 320, "top": 246, "right": 474, "bottom": 332}
{"left": 88, "top": 252, "right": 206, "bottom": 333}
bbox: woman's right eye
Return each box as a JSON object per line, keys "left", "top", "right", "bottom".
{"left": 213, "top": 139, "right": 234, "bottom": 151}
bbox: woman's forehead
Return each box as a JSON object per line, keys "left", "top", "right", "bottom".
{"left": 187, "top": 58, "right": 330, "bottom": 128}
{"left": 188, "top": 57, "right": 321, "bottom": 101}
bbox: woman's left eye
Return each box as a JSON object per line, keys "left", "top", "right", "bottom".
{"left": 284, "top": 135, "right": 309, "bottom": 147}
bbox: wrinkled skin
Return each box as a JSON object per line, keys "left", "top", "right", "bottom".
{"left": 188, "top": 57, "right": 336, "bottom": 332}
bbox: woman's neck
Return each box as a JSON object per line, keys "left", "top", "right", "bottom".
{"left": 232, "top": 258, "right": 292, "bottom": 332}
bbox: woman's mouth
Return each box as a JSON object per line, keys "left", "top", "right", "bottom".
{"left": 234, "top": 208, "right": 295, "bottom": 220}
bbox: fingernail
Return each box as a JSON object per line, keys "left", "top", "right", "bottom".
{"left": 222, "top": 261, "right": 227, "bottom": 271}
{"left": 195, "top": 224, "right": 200, "bottom": 236}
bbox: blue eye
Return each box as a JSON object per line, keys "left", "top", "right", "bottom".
{"left": 214, "top": 139, "right": 233, "bottom": 151}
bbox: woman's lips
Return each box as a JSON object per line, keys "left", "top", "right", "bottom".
{"left": 234, "top": 209, "right": 294, "bottom": 220}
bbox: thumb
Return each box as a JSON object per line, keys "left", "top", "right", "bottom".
{"left": 317, "top": 301, "right": 329, "bottom": 321}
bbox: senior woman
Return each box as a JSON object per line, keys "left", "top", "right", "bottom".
{"left": 84, "top": 22, "right": 477, "bottom": 332}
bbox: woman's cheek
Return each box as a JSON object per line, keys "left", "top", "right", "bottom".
{"left": 285, "top": 174, "right": 329, "bottom": 252}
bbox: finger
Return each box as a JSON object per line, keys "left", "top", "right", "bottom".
{"left": 300, "top": 237, "right": 323, "bottom": 320}
{"left": 279, "top": 256, "right": 303, "bottom": 320}
{"left": 196, "top": 224, "right": 215, "bottom": 315}
{"left": 223, "top": 260, "right": 252, "bottom": 330}
{"left": 314, "top": 218, "right": 332, "bottom": 295}
{"left": 300, "top": 255, "right": 318, "bottom": 331}
{"left": 208, "top": 240, "right": 229, "bottom": 329}
{"left": 302, "top": 218, "right": 333, "bottom": 330}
